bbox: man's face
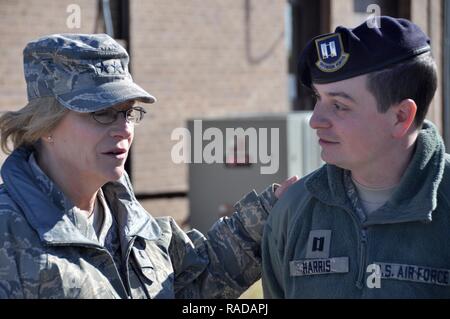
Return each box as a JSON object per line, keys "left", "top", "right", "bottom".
{"left": 309, "top": 74, "right": 395, "bottom": 171}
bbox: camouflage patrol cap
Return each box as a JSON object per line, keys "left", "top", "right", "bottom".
{"left": 23, "top": 33, "right": 156, "bottom": 112}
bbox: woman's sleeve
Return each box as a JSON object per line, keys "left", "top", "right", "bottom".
{"left": 169, "top": 184, "right": 278, "bottom": 299}
{"left": 0, "top": 209, "right": 26, "bottom": 299}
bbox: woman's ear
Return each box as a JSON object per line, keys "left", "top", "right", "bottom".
{"left": 392, "top": 99, "right": 417, "bottom": 138}
{"left": 42, "top": 134, "right": 54, "bottom": 144}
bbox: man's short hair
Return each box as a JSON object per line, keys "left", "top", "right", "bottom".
{"left": 366, "top": 52, "right": 437, "bottom": 127}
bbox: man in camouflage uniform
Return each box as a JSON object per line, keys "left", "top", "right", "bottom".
{"left": 0, "top": 34, "right": 285, "bottom": 298}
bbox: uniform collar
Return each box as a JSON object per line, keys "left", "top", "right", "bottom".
{"left": 102, "top": 173, "right": 162, "bottom": 242}
{"left": 1, "top": 146, "right": 161, "bottom": 245}
{"left": 305, "top": 121, "right": 446, "bottom": 225}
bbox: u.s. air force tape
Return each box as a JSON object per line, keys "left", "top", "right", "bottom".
{"left": 376, "top": 262, "right": 450, "bottom": 286}
{"left": 290, "top": 257, "right": 349, "bottom": 277}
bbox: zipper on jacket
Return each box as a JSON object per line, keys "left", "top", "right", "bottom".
{"left": 356, "top": 229, "right": 367, "bottom": 289}
{"left": 123, "top": 237, "right": 137, "bottom": 298}
{"left": 97, "top": 246, "right": 130, "bottom": 298}
{"left": 345, "top": 209, "right": 369, "bottom": 290}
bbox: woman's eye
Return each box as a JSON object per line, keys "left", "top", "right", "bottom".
{"left": 95, "top": 111, "right": 113, "bottom": 117}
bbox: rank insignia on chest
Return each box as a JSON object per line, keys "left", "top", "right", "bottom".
{"left": 306, "top": 230, "right": 331, "bottom": 259}
{"left": 289, "top": 229, "right": 350, "bottom": 277}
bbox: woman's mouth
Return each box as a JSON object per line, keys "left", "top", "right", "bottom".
{"left": 102, "top": 148, "right": 127, "bottom": 159}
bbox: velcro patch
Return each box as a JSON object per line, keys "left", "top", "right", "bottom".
{"left": 290, "top": 257, "right": 349, "bottom": 277}
{"left": 377, "top": 262, "right": 450, "bottom": 286}
{"left": 305, "top": 230, "right": 331, "bottom": 259}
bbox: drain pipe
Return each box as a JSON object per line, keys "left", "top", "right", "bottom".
{"left": 102, "top": 0, "right": 115, "bottom": 37}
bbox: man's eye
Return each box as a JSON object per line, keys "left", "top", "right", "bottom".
{"left": 334, "top": 103, "right": 348, "bottom": 111}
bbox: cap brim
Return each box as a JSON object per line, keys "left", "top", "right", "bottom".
{"left": 55, "top": 80, "right": 156, "bottom": 113}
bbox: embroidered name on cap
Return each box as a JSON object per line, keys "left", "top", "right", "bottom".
{"left": 315, "top": 33, "right": 350, "bottom": 73}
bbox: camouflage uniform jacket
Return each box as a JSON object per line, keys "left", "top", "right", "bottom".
{"left": 0, "top": 147, "right": 277, "bottom": 299}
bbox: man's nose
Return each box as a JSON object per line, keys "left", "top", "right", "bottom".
{"left": 309, "top": 103, "right": 331, "bottom": 130}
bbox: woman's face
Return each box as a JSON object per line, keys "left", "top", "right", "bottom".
{"left": 47, "top": 101, "right": 135, "bottom": 185}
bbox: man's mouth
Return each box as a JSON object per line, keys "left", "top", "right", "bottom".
{"left": 318, "top": 138, "right": 339, "bottom": 145}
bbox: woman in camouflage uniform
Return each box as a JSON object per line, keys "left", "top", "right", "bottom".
{"left": 0, "top": 34, "right": 295, "bottom": 298}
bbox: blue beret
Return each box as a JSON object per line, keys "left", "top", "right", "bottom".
{"left": 23, "top": 34, "right": 156, "bottom": 112}
{"left": 298, "top": 16, "right": 431, "bottom": 88}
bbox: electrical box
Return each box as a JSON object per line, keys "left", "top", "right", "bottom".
{"left": 187, "top": 112, "right": 323, "bottom": 234}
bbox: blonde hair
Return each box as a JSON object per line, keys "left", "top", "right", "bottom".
{"left": 0, "top": 97, "right": 69, "bottom": 154}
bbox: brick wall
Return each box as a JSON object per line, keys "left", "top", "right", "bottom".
{"left": 0, "top": 0, "right": 98, "bottom": 111}
{"left": 0, "top": 0, "right": 289, "bottom": 223}
{"left": 129, "top": 0, "right": 289, "bottom": 219}
{"left": 0, "top": 0, "right": 98, "bottom": 164}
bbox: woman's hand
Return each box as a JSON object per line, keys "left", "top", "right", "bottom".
{"left": 275, "top": 175, "right": 299, "bottom": 199}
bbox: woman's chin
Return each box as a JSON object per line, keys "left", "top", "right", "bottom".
{"left": 104, "top": 167, "right": 126, "bottom": 182}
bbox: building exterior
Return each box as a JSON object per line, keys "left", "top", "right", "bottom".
{"left": 0, "top": 0, "right": 447, "bottom": 229}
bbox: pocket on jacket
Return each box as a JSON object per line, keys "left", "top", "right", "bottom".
{"left": 132, "top": 246, "right": 156, "bottom": 283}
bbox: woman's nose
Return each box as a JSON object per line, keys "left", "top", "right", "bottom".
{"left": 110, "top": 115, "right": 133, "bottom": 139}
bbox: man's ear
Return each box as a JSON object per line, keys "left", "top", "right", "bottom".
{"left": 392, "top": 99, "right": 417, "bottom": 138}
